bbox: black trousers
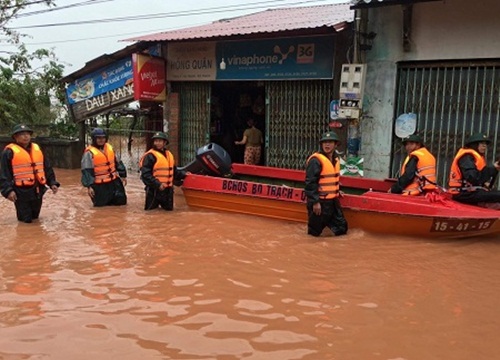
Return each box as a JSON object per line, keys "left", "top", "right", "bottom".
{"left": 307, "top": 198, "right": 348, "bottom": 237}
{"left": 11, "top": 186, "right": 47, "bottom": 223}
{"left": 145, "top": 187, "right": 174, "bottom": 211}
{"left": 91, "top": 179, "right": 127, "bottom": 207}
{"left": 15, "top": 197, "right": 43, "bottom": 223}
{"left": 452, "top": 189, "right": 500, "bottom": 205}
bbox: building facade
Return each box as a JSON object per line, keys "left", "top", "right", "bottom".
{"left": 131, "top": 4, "right": 355, "bottom": 169}
{"left": 63, "top": 4, "right": 355, "bottom": 170}
{"left": 352, "top": 0, "right": 500, "bottom": 184}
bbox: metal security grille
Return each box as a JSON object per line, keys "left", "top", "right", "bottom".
{"left": 392, "top": 61, "right": 500, "bottom": 187}
{"left": 172, "top": 82, "right": 211, "bottom": 166}
{"left": 266, "top": 80, "right": 334, "bottom": 170}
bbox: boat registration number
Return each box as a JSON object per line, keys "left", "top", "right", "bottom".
{"left": 431, "top": 219, "right": 494, "bottom": 232}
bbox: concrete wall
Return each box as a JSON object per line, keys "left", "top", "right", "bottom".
{"left": 0, "top": 137, "right": 84, "bottom": 169}
{"left": 360, "top": 61, "right": 398, "bottom": 179}
{"left": 360, "top": 0, "right": 500, "bottom": 178}
{"left": 409, "top": 0, "right": 500, "bottom": 61}
{"left": 360, "top": 5, "right": 402, "bottom": 178}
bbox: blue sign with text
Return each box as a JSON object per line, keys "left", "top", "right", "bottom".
{"left": 66, "top": 57, "right": 133, "bottom": 105}
{"left": 216, "top": 36, "right": 334, "bottom": 80}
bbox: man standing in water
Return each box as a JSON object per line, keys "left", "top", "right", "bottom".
{"left": 139, "top": 131, "right": 186, "bottom": 211}
{"left": 81, "top": 128, "right": 127, "bottom": 207}
{"left": 0, "top": 124, "right": 59, "bottom": 223}
{"left": 305, "top": 131, "right": 348, "bottom": 237}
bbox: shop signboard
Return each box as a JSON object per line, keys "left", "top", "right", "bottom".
{"left": 216, "top": 36, "right": 334, "bottom": 80}
{"left": 132, "top": 54, "right": 166, "bottom": 102}
{"left": 65, "top": 57, "right": 133, "bottom": 105}
{"left": 65, "top": 57, "right": 134, "bottom": 122}
{"left": 166, "top": 36, "right": 334, "bottom": 81}
{"left": 69, "top": 83, "right": 134, "bottom": 122}
{"left": 166, "top": 41, "right": 217, "bottom": 81}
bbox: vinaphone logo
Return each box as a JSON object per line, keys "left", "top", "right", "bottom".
{"left": 227, "top": 43, "right": 315, "bottom": 67}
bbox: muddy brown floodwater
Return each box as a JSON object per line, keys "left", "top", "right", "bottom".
{"left": 0, "top": 169, "right": 499, "bottom": 360}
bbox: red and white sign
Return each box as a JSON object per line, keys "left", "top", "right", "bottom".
{"left": 329, "top": 121, "right": 343, "bottom": 128}
{"left": 132, "top": 54, "right": 166, "bottom": 102}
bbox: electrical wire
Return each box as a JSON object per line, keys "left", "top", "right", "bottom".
{"left": 19, "top": 21, "right": 212, "bottom": 45}
{"left": 1, "top": 0, "right": 52, "bottom": 10}
{"left": 11, "top": 0, "right": 331, "bottom": 29}
{"left": 1, "top": 0, "right": 340, "bottom": 54}
{"left": 15, "top": 0, "right": 115, "bottom": 18}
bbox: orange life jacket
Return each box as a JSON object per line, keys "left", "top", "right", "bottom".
{"left": 448, "top": 148, "right": 486, "bottom": 194}
{"left": 85, "top": 143, "right": 118, "bottom": 184}
{"left": 139, "top": 149, "right": 175, "bottom": 187}
{"left": 5, "top": 143, "right": 46, "bottom": 187}
{"left": 306, "top": 152, "right": 340, "bottom": 200}
{"left": 400, "top": 147, "right": 437, "bottom": 196}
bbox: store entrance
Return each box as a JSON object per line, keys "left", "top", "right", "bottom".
{"left": 210, "top": 81, "right": 265, "bottom": 164}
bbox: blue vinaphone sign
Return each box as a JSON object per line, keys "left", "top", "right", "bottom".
{"left": 216, "top": 36, "right": 334, "bottom": 80}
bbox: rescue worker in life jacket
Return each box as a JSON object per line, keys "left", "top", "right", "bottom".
{"left": 389, "top": 134, "right": 438, "bottom": 195}
{"left": 305, "top": 131, "right": 348, "bottom": 237}
{"left": 139, "top": 132, "right": 187, "bottom": 211}
{"left": 448, "top": 133, "right": 500, "bottom": 208}
{"left": 81, "top": 128, "right": 127, "bottom": 207}
{"left": 0, "top": 124, "right": 59, "bottom": 223}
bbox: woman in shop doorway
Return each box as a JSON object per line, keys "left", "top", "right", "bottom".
{"left": 235, "top": 117, "right": 263, "bottom": 165}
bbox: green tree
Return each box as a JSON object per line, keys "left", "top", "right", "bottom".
{"left": 0, "top": 0, "right": 68, "bottom": 135}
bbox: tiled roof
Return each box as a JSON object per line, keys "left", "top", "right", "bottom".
{"left": 125, "top": 3, "right": 353, "bottom": 42}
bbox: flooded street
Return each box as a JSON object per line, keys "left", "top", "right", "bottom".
{"left": 0, "top": 169, "right": 499, "bottom": 360}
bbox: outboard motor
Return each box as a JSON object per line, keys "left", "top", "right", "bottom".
{"left": 178, "top": 143, "right": 233, "bottom": 178}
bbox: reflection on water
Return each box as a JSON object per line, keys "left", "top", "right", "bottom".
{"left": 0, "top": 169, "right": 499, "bottom": 360}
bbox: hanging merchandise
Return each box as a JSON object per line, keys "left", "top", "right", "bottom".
{"left": 330, "top": 100, "right": 340, "bottom": 120}
{"left": 394, "top": 113, "right": 417, "bottom": 138}
{"left": 340, "top": 157, "right": 364, "bottom": 177}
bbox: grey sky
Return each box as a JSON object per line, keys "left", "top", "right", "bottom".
{"left": 9, "top": 0, "right": 346, "bottom": 76}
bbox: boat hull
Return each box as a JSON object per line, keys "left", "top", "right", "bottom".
{"left": 181, "top": 165, "right": 500, "bottom": 239}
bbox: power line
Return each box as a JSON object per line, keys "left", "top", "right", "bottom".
{"left": 20, "top": 22, "right": 212, "bottom": 45}
{"left": 11, "top": 0, "right": 330, "bottom": 29}
{"left": 15, "top": 0, "right": 115, "bottom": 18}
{"left": 1, "top": 0, "right": 51, "bottom": 10}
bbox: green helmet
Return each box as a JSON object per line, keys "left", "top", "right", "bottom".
{"left": 465, "top": 133, "right": 491, "bottom": 146}
{"left": 402, "top": 134, "right": 423, "bottom": 145}
{"left": 152, "top": 132, "right": 169, "bottom": 143}
{"left": 11, "top": 124, "right": 33, "bottom": 138}
{"left": 319, "top": 131, "right": 340, "bottom": 143}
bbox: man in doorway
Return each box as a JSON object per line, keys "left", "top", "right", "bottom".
{"left": 448, "top": 133, "right": 500, "bottom": 208}
{"left": 389, "top": 134, "right": 438, "bottom": 195}
{"left": 81, "top": 128, "right": 127, "bottom": 207}
{"left": 0, "top": 124, "right": 59, "bottom": 223}
{"left": 305, "top": 131, "right": 348, "bottom": 237}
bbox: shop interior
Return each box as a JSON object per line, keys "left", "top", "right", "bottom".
{"left": 210, "top": 81, "right": 265, "bottom": 164}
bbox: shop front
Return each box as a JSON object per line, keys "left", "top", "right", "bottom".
{"left": 166, "top": 34, "right": 349, "bottom": 170}
{"left": 62, "top": 45, "right": 168, "bottom": 169}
